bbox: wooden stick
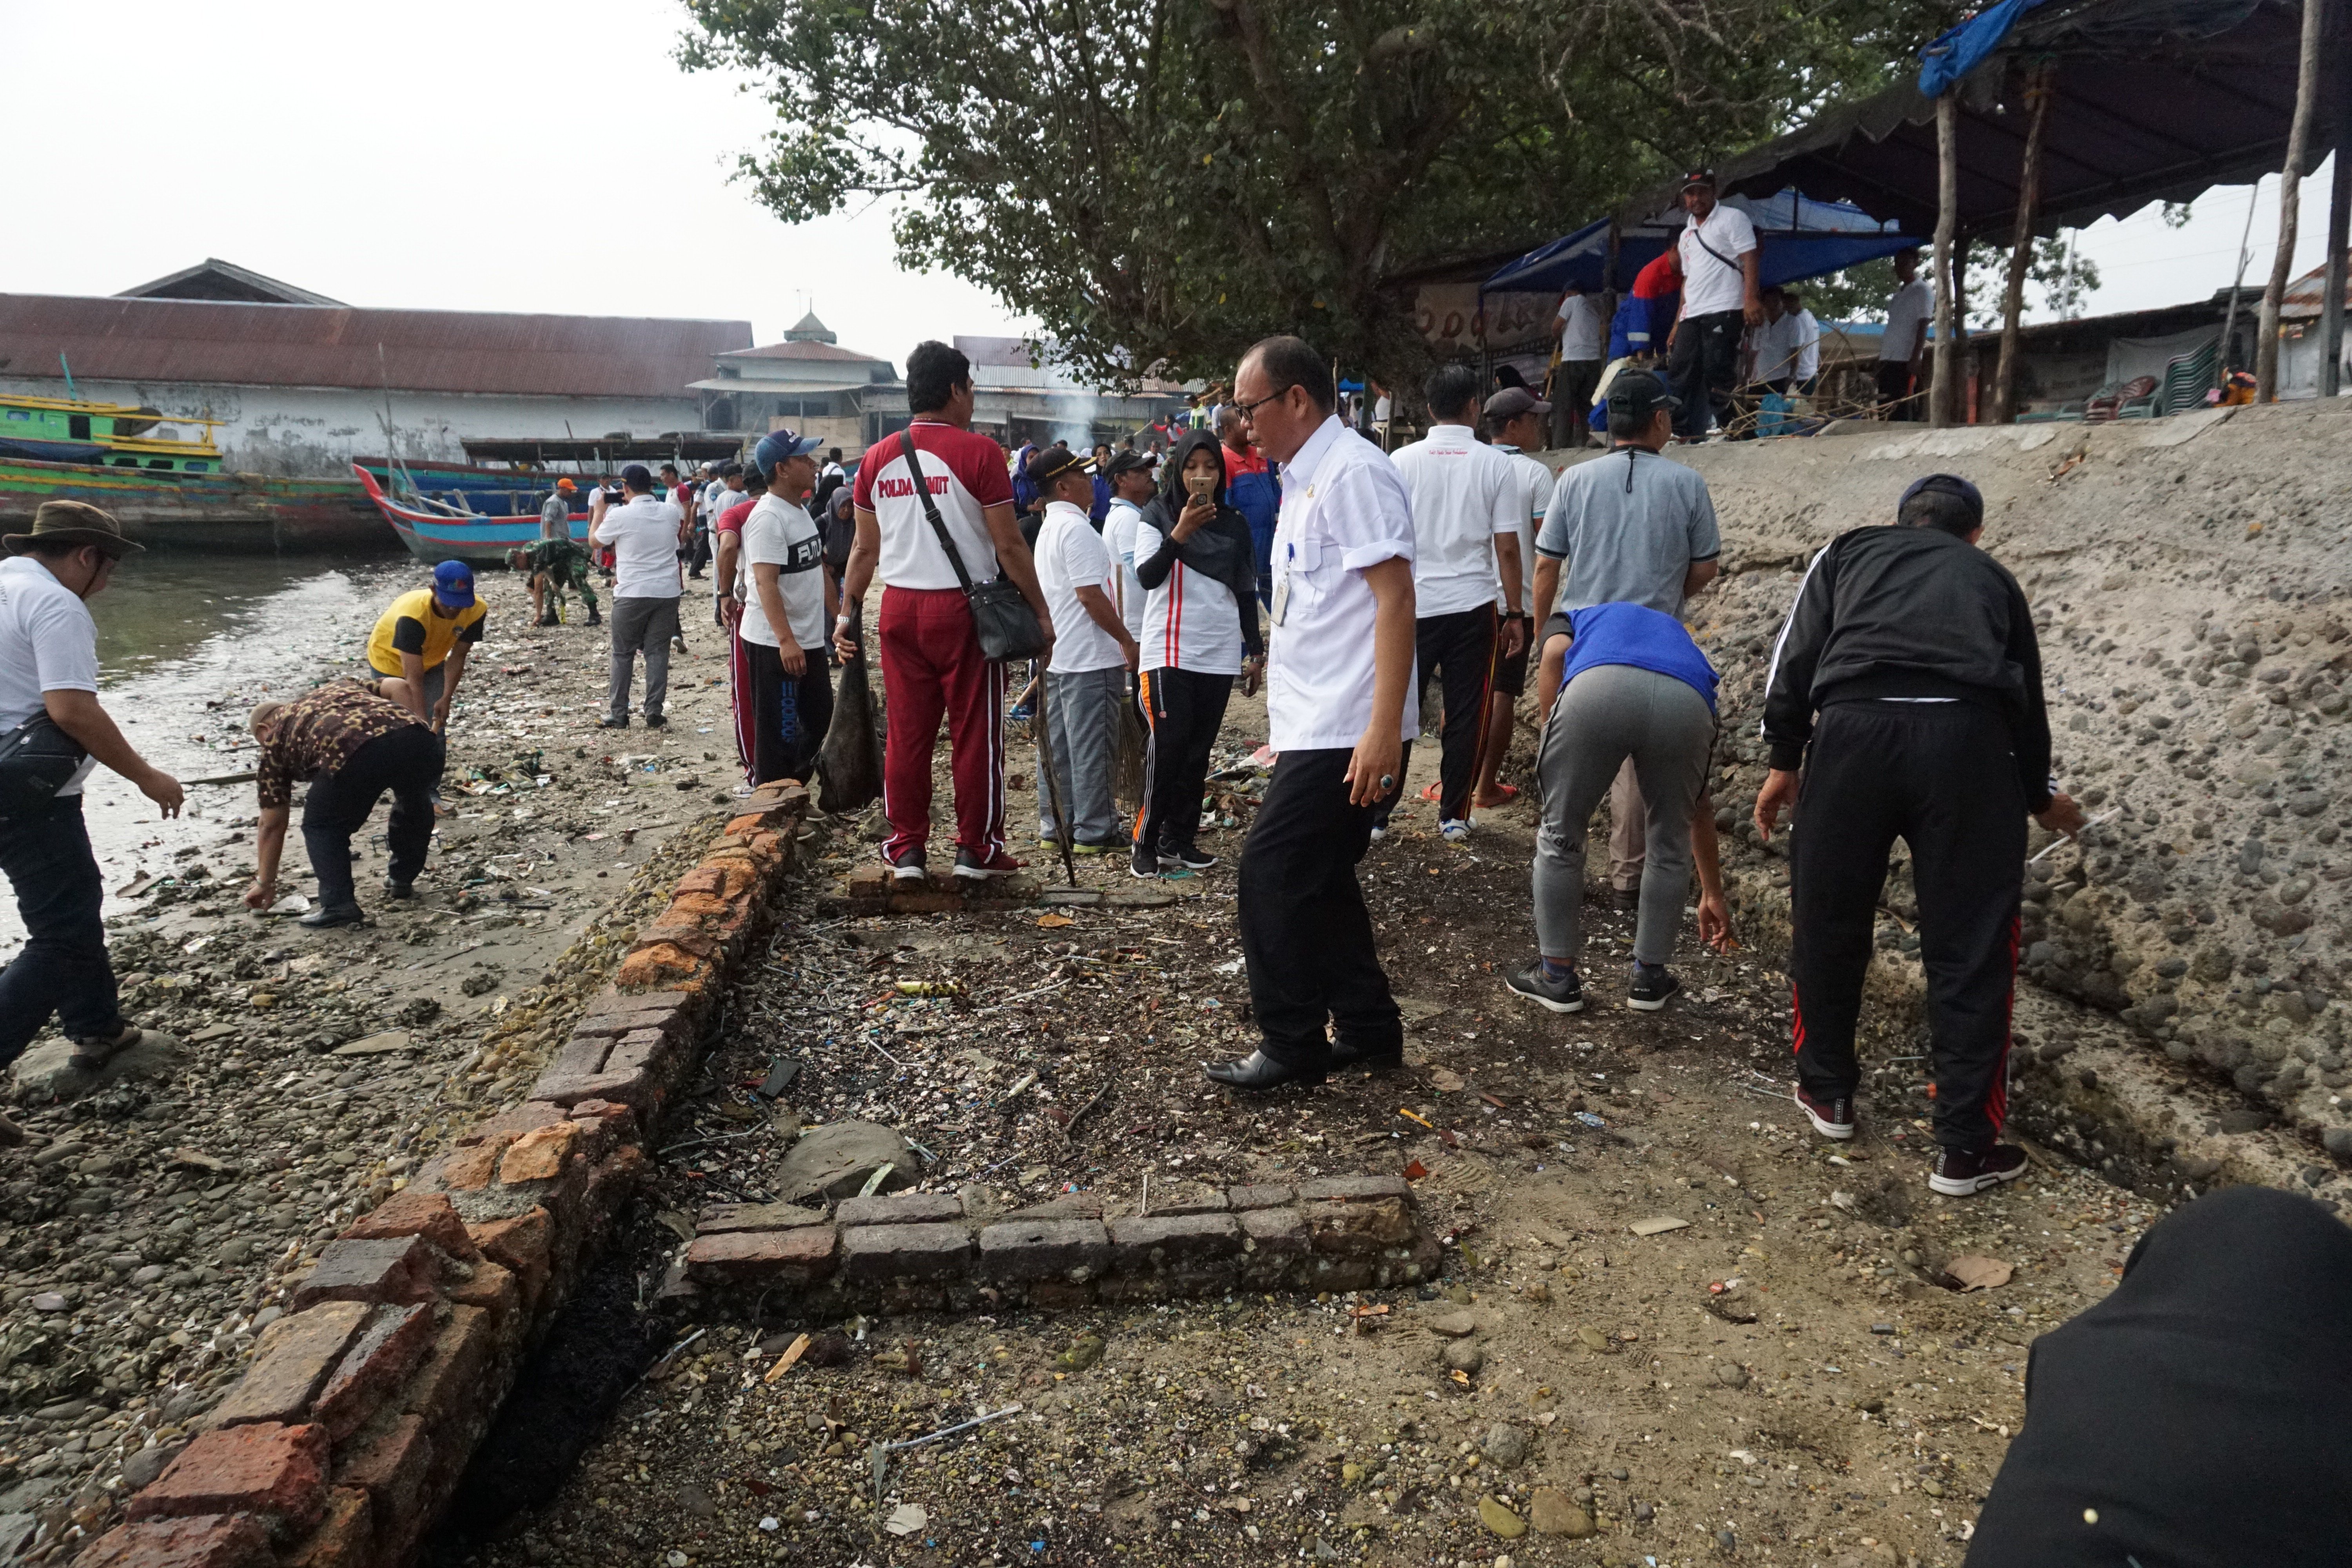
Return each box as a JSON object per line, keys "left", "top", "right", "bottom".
{"left": 1929, "top": 91, "right": 1960, "bottom": 428}
{"left": 181, "top": 771, "right": 258, "bottom": 788}
{"left": 1993, "top": 63, "right": 2056, "bottom": 425}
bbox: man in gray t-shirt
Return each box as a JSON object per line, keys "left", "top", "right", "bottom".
{"left": 1530, "top": 369, "right": 1723, "bottom": 903}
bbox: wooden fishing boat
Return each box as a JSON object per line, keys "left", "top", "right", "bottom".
{"left": 353, "top": 465, "right": 587, "bottom": 566}
{"left": 0, "top": 455, "right": 388, "bottom": 552}
{"left": 0, "top": 392, "right": 388, "bottom": 551}
{"left": 351, "top": 457, "right": 576, "bottom": 521}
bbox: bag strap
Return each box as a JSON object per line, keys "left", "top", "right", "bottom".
{"left": 899, "top": 428, "right": 976, "bottom": 593}
{"left": 1685, "top": 218, "right": 1744, "bottom": 283}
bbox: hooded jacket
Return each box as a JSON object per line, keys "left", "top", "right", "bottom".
{"left": 1136, "top": 430, "right": 1265, "bottom": 661}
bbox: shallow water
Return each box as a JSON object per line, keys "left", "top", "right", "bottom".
{"left": 2, "top": 552, "right": 433, "bottom": 954}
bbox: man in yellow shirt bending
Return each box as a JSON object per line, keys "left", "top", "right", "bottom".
{"left": 363, "top": 561, "right": 486, "bottom": 733}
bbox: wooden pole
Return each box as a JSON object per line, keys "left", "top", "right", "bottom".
{"left": 1930, "top": 91, "right": 1961, "bottom": 427}
{"left": 1993, "top": 63, "right": 2056, "bottom": 423}
{"left": 2257, "top": 0, "right": 2327, "bottom": 401}
{"left": 2321, "top": 14, "right": 2350, "bottom": 399}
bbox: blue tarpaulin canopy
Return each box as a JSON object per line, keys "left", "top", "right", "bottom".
{"left": 1917, "top": 0, "right": 2060, "bottom": 96}
{"left": 1482, "top": 189, "right": 1922, "bottom": 296}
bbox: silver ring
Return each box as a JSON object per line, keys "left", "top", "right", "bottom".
{"left": 1378, "top": 774, "right": 1396, "bottom": 791}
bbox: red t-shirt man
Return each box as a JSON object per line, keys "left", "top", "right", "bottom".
{"left": 848, "top": 390, "right": 1025, "bottom": 880}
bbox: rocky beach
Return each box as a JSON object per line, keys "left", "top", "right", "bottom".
{"left": 0, "top": 568, "right": 742, "bottom": 1561}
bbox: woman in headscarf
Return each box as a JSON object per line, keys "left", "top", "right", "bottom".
{"left": 1129, "top": 429, "right": 1263, "bottom": 877}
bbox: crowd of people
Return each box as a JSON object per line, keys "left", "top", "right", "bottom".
{"left": 0, "top": 306, "right": 2090, "bottom": 1203}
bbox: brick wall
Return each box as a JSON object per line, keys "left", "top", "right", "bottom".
{"left": 72, "top": 785, "right": 814, "bottom": 1568}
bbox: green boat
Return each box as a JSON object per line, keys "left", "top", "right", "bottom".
{"left": 0, "top": 392, "right": 388, "bottom": 552}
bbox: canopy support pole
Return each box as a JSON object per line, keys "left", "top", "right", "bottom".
{"left": 1930, "top": 91, "right": 1961, "bottom": 427}
{"left": 2322, "top": 12, "right": 2349, "bottom": 399}
{"left": 2257, "top": 0, "right": 2327, "bottom": 401}
{"left": 1993, "top": 62, "right": 2056, "bottom": 423}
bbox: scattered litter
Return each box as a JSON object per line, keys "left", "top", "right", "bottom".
{"left": 1629, "top": 1216, "right": 1690, "bottom": 1237}
{"left": 763, "top": 1333, "right": 812, "bottom": 1383}
{"left": 1430, "top": 1068, "right": 1466, "bottom": 1093}
{"left": 1944, "top": 1255, "right": 2015, "bottom": 1292}
{"left": 885, "top": 1504, "right": 929, "bottom": 1537}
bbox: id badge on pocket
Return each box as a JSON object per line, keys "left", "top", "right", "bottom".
{"left": 1270, "top": 569, "right": 1292, "bottom": 627}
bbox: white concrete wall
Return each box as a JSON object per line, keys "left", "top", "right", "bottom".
{"left": 0, "top": 377, "right": 703, "bottom": 477}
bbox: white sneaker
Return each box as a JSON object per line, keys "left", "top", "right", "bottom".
{"left": 1368, "top": 824, "right": 1387, "bottom": 843}
{"left": 1439, "top": 818, "right": 1471, "bottom": 843}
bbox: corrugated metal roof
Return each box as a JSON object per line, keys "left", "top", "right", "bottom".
{"left": 0, "top": 294, "right": 752, "bottom": 399}
{"left": 719, "top": 339, "right": 890, "bottom": 365}
{"left": 2282, "top": 252, "right": 2351, "bottom": 320}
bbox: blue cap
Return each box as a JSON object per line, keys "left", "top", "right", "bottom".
{"left": 432, "top": 560, "right": 475, "bottom": 609}
{"left": 751, "top": 428, "right": 823, "bottom": 480}
{"left": 1899, "top": 472, "right": 1984, "bottom": 529}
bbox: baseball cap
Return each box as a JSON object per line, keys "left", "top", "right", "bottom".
{"left": 1899, "top": 472, "right": 1984, "bottom": 529}
{"left": 1680, "top": 167, "right": 1717, "bottom": 191}
{"left": 620, "top": 462, "right": 655, "bottom": 491}
{"left": 1025, "top": 445, "right": 1092, "bottom": 489}
{"left": 555, "top": 477, "right": 576, "bottom": 492}
{"left": 751, "top": 428, "right": 823, "bottom": 480}
{"left": 432, "top": 560, "right": 476, "bottom": 609}
{"left": 1484, "top": 387, "right": 1552, "bottom": 421}
{"left": 1103, "top": 448, "right": 1153, "bottom": 477}
{"left": 1604, "top": 368, "right": 1682, "bottom": 422}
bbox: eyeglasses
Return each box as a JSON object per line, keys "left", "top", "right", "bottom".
{"left": 1229, "top": 386, "right": 1296, "bottom": 421}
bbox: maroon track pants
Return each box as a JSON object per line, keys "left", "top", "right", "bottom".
{"left": 877, "top": 586, "right": 1007, "bottom": 862}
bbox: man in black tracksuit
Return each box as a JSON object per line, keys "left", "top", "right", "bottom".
{"left": 1753, "top": 474, "right": 2083, "bottom": 1196}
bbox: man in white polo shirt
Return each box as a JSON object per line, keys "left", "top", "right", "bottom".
{"left": 1027, "top": 446, "right": 1137, "bottom": 852}
{"left": 1552, "top": 285, "right": 1607, "bottom": 449}
{"left": 1207, "top": 336, "right": 1417, "bottom": 1092}
{"left": 1381, "top": 363, "right": 1526, "bottom": 842}
{"left": 0, "top": 502, "right": 183, "bottom": 1101}
{"left": 590, "top": 463, "right": 690, "bottom": 729}
{"left": 1877, "top": 250, "right": 1933, "bottom": 420}
{"left": 1667, "top": 169, "right": 1763, "bottom": 441}
{"left": 835, "top": 340, "right": 1053, "bottom": 882}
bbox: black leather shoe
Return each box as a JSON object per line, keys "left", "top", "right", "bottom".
{"left": 1329, "top": 1039, "right": 1404, "bottom": 1072}
{"left": 1204, "top": 1051, "right": 1326, "bottom": 1091}
{"left": 298, "top": 903, "right": 365, "bottom": 929}
{"left": 384, "top": 879, "right": 415, "bottom": 900}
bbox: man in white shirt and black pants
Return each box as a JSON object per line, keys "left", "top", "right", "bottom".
{"left": 736, "top": 428, "right": 834, "bottom": 784}
{"left": 1666, "top": 169, "right": 1764, "bottom": 441}
{"left": 1552, "top": 286, "right": 1607, "bottom": 449}
{"left": 591, "top": 463, "right": 689, "bottom": 729}
{"left": 1208, "top": 337, "right": 1417, "bottom": 1091}
{"left": 1877, "top": 250, "right": 1933, "bottom": 421}
{"left": 1379, "top": 363, "right": 1526, "bottom": 842}
{"left": 0, "top": 503, "right": 184, "bottom": 1103}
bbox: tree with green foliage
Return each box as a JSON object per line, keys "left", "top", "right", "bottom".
{"left": 682, "top": 0, "right": 1962, "bottom": 387}
{"left": 1802, "top": 235, "right": 2098, "bottom": 328}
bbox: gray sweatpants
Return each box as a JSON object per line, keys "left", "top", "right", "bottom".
{"left": 1533, "top": 663, "right": 1713, "bottom": 967}
{"left": 1036, "top": 665, "right": 1125, "bottom": 844}
{"left": 608, "top": 596, "right": 681, "bottom": 722}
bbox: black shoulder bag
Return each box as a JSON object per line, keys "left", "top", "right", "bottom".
{"left": 897, "top": 428, "right": 1047, "bottom": 662}
{"left": 0, "top": 712, "right": 87, "bottom": 818}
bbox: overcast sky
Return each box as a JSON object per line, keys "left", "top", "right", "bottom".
{"left": 3, "top": 0, "right": 2339, "bottom": 362}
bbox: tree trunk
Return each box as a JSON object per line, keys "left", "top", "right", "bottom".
{"left": 2257, "top": 0, "right": 2327, "bottom": 401}
{"left": 1993, "top": 64, "right": 2056, "bottom": 423}
{"left": 1930, "top": 92, "right": 1961, "bottom": 428}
